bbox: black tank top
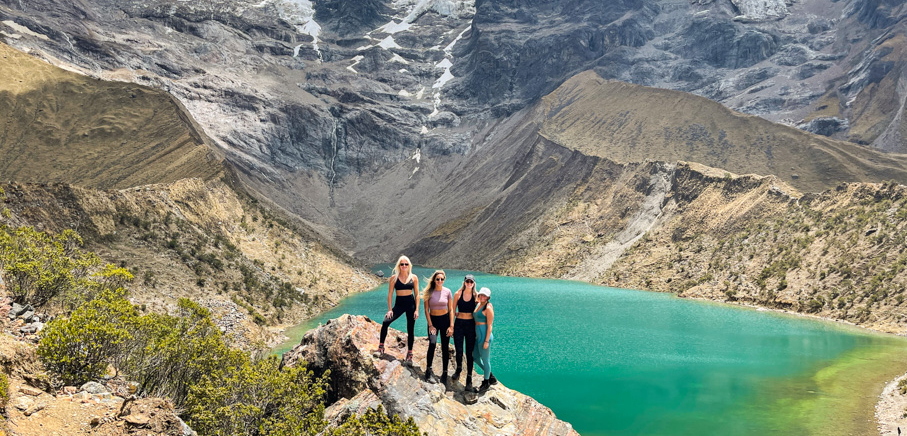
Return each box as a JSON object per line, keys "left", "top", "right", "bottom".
{"left": 394, "top": 276, "right": 415, "bottom": 291}
{"left": 457, "top": 291, "right": 477, "bottom": 313}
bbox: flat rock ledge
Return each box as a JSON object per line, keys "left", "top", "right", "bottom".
{"left": 281, "top": 314, "right": 578, "bottom": 436}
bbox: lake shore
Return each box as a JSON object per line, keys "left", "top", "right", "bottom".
{"left": 877, "top": 372, "right": 907, "bottom": 436}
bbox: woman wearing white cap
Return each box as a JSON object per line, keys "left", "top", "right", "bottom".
{"left": 473, "top": 286, "right": 497, "bottom": 392}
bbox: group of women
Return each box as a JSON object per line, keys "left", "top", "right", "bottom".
{"left": 377, "top": 255, "right": 497, "bottom": 393}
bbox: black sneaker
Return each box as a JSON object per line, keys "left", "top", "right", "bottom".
{"left": 465, "top": 377, "right": 474, "bottom": 392}
{"left": 452, "top": 368, "right": 462, "bottom": 381}
{"left": 425, "top": 369, "right": 438, "bottom": 384}
{"left": 440, "top": 373, "right": 448, "bottom": 385}
{"left": 489, "top": 373, "right": 498, "bottom": 385}
{"left": 478, "top": 379, "right": 490, "bottom": 393}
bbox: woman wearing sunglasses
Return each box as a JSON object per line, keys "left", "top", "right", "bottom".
{"left": 423, "top": 270, "right": 454, "bottom": 384}
{"left": 452, "top": 274, "right": 478, "bottom": 391}
{"left": 377, "top": 255, "right": 420, "bottom": 365}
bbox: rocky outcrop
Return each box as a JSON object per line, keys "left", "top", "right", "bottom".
{"left": 730, "top": 0, "right": 789, "bottom": 22}
{"left": 281, "top": 315, "right": 578, "bottom": 436}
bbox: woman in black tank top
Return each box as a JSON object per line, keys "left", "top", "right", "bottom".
{"left": 452, "top": 274, "right": 478, "bottom": 391}
{"left": 377, "top": 255, "right": 420, "bottom": 365}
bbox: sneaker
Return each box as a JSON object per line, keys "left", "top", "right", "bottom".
{"left": 489, "top": 373, "right": 498, "bottom": 385}
{"left": 372, "top": 343, "right": 385, "bottom": 357}
{"left": 425, "top": 369, "right": 438, "bottom": 384}
{"left": 404, "top": 351, "right": 413, "bottom": 366}
{"left": 440, "top": 373, "right": 448, "bottom": 385}
{"left": 478, "top": 379, "right": 490, "bottom": 393}
{"left": 452, "top": 368, "right": 462, "bottom": 381}
{"left": 465, "top": 376, "right": 474, "bottom": 393}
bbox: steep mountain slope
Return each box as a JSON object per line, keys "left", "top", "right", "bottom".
{"left": 540, "top": 71, "right": 907, "bottom": 192}
{"left": 0, "top": 42, "right": 220, "bottom": 189}
{"left": 0, "top": 40, "right": 376, "bottom": 347}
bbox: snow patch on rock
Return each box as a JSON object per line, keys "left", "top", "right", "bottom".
{"left": 730, "top": 0, "right": 789, "bottom": 22}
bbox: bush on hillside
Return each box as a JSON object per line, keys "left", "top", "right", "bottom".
{"left": 0, "top": 226, "right": 130, "bottom": 309}
{"left": 184, "top": 356, "right": 328, "bottom": 436}
{"left": 121, "top": 299, "right": 242, "bottom": 407}
{"left": 0, "top": 371, "right": 8, "bottom": 412}
{"left": 325, "top": 405, "right": 423, "bottom": 436}
{"left": 37, "top": 288, "right": 137, "bottom": 385}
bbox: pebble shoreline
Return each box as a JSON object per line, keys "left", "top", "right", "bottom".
{"left": 877, "top": 372, "right": 907, "bottom": 436}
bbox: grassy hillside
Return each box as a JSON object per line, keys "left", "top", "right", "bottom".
{"left": 488, "top": 158, "right": 907, "bottom": 333}
{"left": 0, "top": 178, "right": 378, "bottom": 347}
{"left": 0, "top": 42, "right": 221, "bottom": 189}
{"left": 539, "top": 71, "right": 907, "bottom": 193}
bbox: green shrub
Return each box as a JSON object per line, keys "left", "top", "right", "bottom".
{"left": 899, "top": 378, "right": 907, "bottom": 395}
{"left": 185, "top": 356, "right": 328, "bottom": 436}
{"left": 38, "top": 288, "right": 138, "bottom": 385}
{"left": 0, "top": 226, "right": 101, "bottom": 307}
{"left": 121, "top": 299, "right": 240, "bottom": 407}
{"left": 0, "top": 371, "right": 9, "bottom": 411}
{"left": 325, "top": 405, "right": 423, "bottom": 436}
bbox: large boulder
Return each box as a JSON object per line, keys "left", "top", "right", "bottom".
{"left": 281, "top": 314, "right": 578, "bottom": 436}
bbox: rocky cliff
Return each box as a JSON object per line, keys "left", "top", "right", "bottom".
{"left": 281, "top": 314, "right": 578, "bottom": 436}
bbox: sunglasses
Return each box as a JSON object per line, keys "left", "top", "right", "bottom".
{"left": 435, "top": 277, "right": 445, "bottom": 281}
{"left": 400, "top": 263, "right": 409, "bottom": 266}
{"left": 465, "top": 279, "right": 474, "bottom": 283}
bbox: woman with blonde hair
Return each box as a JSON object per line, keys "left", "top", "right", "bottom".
{"left": 377, "top": 255, "right": 420, "bottom": 365}
{"left": 423, "top": 270, "right": 454, "bottom": 384}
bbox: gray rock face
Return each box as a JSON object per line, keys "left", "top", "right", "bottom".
{"left": 798, "top": 117, "right": 850, "bottom": 137}
{"left": 730, "top": 0, "right": 789, "bottom": 22}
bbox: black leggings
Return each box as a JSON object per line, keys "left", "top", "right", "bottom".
{"left": 427, "top": 313, "right": 451, "bottom": 375}
{"left": 453, "top": 318, "right": 476, "bottom": 374}
{"left": 380, "top": 294, "right": 416, "bottom": 350}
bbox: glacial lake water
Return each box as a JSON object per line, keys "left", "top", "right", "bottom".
{"left": 274, "top": 266, "right": 907, "bottom": 436}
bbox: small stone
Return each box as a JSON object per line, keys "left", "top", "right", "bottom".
{"left": 80, "top": 381, "right": 109, "bottom": 394}
{"left": 24, "top": 402, "right": 47, "bottom": 416}
{"left": 19, "top": 309, "right": 35, "bottom": 322}
{"left": 126, "top": 382, "right": 139, "bottom": 394}
{"left": 63, "top": 386, "right": 78, "bottom": 395}
{"left": 14, "top": 396, "right": 33, "bottom": 411}
{"left": 73, "top": 392, "right": 91, "bottom": 401}
{"left": 124, "top": 413, "right": 150, "bottom": 426}
{"left": 19, "top": 386, "right": 43, "bottom": 396}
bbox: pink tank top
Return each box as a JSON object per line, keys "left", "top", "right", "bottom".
{"left": 428, "top": 287, "right": 452, "bottom": 311}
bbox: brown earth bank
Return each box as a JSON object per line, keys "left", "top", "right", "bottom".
{"left": 281, "top": 314, "right": 578, "bottom": 436}
{"left": 0, "top": 178, "right": 378, "bottom": 349}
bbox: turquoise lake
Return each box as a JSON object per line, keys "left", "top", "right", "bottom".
{"left": 275, "top": 266, "right": 907, "bottom": 436}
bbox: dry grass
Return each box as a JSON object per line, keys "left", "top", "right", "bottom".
{"left": 0, "top": 42, "right": 221, "bottom": 189}
{"left": 538, "top": 70, "right": 907, "bottom": 192}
